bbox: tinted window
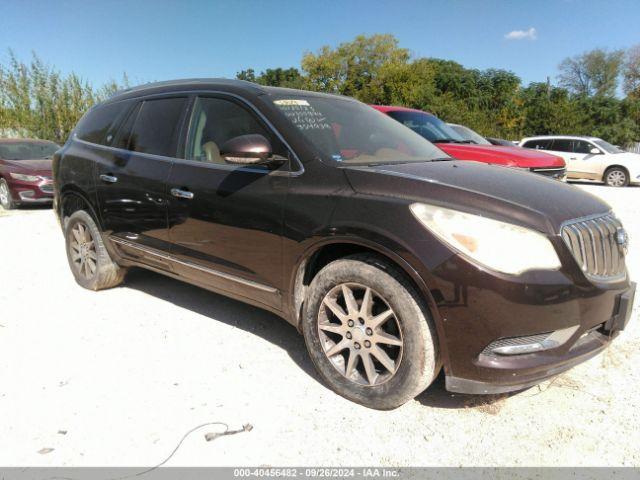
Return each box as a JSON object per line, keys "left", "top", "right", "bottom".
{"left": 573, "top": 140, "right": 593, "bottom": 154}
{"left": 550, "top": 139, "right": 572, "bottom": 152}
{"left": 128, "top": 97, "right": 187, "bottom": 157}
{"left": 522, "top": 139, "right": 552, "bottom": 150}
{"left": 186, "top": 96, "right": 285, "bottom": 163}
{"left": 76, "top": 101, "right": 130, "bottom": 145}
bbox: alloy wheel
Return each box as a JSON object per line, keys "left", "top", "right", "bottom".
{"left": 607, "top": 170, "right": 626, "bottom": 187}
{"left": 317, "top": 283, "right": 403, "bottom": 386}
{"left": 0, "top": 182, "right": 9, "bottom": 207}
{"left": 69, "top": 222, "right": 98, "bottom": 280}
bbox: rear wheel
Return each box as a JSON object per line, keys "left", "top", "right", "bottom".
{"left": 64, "top": 210, "right": 127, "bottom": 290}
{"left": 302, "top": 254, "right": 439, "bottom": 409}
{"left": 0, "top": 179, "right": 15, "bottom": 210}
{"left": 604, "top": 167, "right": 629, "bottom": 187}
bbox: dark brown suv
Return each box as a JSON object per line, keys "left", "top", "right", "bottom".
{"left": 53, "top": 79, "right": 635, "bottom": 409}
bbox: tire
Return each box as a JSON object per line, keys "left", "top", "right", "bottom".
{"left": 604, "top": 167, "right": 629, "bottom": 187}
{"left": 0, "top": 179, "right": 16, "bottom": 210}
{"left": 64, "top": 210, "right": 127, "bottom": 290}
{"left": 302, "top": 253, "right": 440, "bottom": 410}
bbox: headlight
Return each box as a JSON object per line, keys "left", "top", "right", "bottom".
{"left": 410, "top": 203, "right": 561, "bottom": 275}
{"left": 10, "top": 173, "right": 40, "bottom": 182}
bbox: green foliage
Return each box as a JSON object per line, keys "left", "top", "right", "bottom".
{"left": 237, "top": 35, "right": 640, "bottom": 144}
{"left": 301, "top": 34, "right": 410, "bottom": 101}
{"left": 3, "top": 35, "right": 640, "bottom": 147}
{"left": 0, "top": 51, "right": 127, "bottom": 144}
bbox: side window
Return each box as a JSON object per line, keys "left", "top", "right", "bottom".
{"left": 522, "top": 139, "right": 552, "bottom": 150}
{"left": 186, "top": 96, "right": 286, "bottom": 164}
{"left": 573, "top": 140, "right": 592, "bottom": 154}
{"left": 550, "top": 139, "right": 572, "bottom": 152}
{"left": 128, "top": 97, "right": 188, "bottom": 157}
{"left": 75, "top": 101, "right": 131, "bottom": 145}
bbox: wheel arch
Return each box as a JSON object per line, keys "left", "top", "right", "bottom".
{"left": 290, "top": 237, "right": 444, "bottom": 336}
{"left": 58, "top": 186, "right": 101, "bottom": 230}
{"left": 603, "top": 164, "right": 629, "bottom": 182}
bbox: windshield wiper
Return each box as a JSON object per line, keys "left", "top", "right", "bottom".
{"left": 432, "top": 138, "right": 475, "bottom": 144}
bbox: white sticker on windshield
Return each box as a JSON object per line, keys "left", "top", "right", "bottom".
{"left": 274, "top": 99, "right": 310, "bottom": 106}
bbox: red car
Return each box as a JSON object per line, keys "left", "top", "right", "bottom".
{"left": 0, "top": 138, "right": 59, "bottom": 209}
{"left": 372, "top": 105, "right": 567, "bottom": 180}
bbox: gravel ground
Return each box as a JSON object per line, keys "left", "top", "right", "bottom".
{"left": 0, "top": 184, "right": 638, "bottom": 467}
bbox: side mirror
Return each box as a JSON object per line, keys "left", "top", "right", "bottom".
{"left": 220, "top": 134, "right": 274, "bottom": 165}
{"left": 590, "top": 147, "right": 601, "bottom": 155}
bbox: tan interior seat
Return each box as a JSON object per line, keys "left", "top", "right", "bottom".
{"left": 202, "top": 141, "right": 224, "bottom": 164}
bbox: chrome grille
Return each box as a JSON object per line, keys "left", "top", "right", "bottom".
{"left": 531, "top": 167, "right": 566, "bottom": 180}
{"left": 561, "top": 214, "right": 626, "bottom": 280}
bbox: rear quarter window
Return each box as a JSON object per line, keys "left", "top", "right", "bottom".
{"left": 75, "top": 101, "right": 132, "bottom": 145}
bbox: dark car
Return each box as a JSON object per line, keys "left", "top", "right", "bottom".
{"left": 0, "top": 138, "right": 59, "bottom": 209}
{"left": 53, "top": 79, "right": 635, "bottom": 409}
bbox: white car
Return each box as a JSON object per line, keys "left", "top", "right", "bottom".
{"left": 520, "top": 135, "right": 640, "bottom": 187}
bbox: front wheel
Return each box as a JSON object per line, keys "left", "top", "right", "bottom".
{"left": 64, "top": 210, "right": 127, "bottom": 290}
{"left": 302, "top": 254, "right": 440, "bottom": 410}
{"left": 0, "top": 179, "right": 15, "bottom": 210}
{"left": 604, "top": 167, "right": 629, "bottom": 187}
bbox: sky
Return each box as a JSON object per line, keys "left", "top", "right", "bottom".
{"left": 1, "top": 0, "right": 639, "bottom": 89}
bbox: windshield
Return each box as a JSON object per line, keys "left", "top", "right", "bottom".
{"left": 0, "top": 141, "right": 59, "bottom": 160}
{"left": 386, "top": 110, "right": 468, "bottom": 144}
{"left": 594, "top": 139, "right": 623, "bottom": 154}
{"left": 448, "top": 124, "right": 491, "bottom": 145}
{"left": 270, "top": 96, "right": 449, "bottom": 165}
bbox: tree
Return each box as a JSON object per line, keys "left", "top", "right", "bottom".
{"left": 623, "top": 44, "right": 640, "bottom": 98}
{"left": 301, "top": 34, "right": 410, "bottom": 101}
{"left": 236, "top": 69, "right": 256, "bottom": 83}
{"left": 0, "top": 50, "right": 126, "bottom": 143}
{"left": 558, "top": 48, "right": 624, "bottom": 97}
{"left": 236, "top": 67, "right": 303, "bottom": 88}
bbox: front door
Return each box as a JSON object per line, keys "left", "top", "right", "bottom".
{"left": 95, "top": 96, "right": 189, "bottom": 254}
{"left": 166, "top": 95, "right": 291, "bottom": 309}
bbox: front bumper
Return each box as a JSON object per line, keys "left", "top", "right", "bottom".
{"left": 9, "top": 177, "right": 54, "bottom": 204}
{"left": 428, "top": 250, "right": 635, "bottom": 395}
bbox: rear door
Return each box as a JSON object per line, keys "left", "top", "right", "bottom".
{"left": 570, "top": 139, "right": 601, "bottom": 180}
{"left": 547, "top": 139, "right": 579, "bottom": 176}
{"left": 95, "top": 95, "right": 189, "bottom": 257}
{"left": 165, "top": 94, "right": 292, "bottom": 309}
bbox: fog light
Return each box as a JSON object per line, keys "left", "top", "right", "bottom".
{"left": 19, "top": 190, "right": 35, "bottom": 200}
{"left": 486, "top": 325, "right": 579, "bottom": 356}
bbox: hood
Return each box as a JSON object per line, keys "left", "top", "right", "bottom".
{"left": 2, "top": 158, "right": 53, "bottom": 173}
{"left": 343, "top": 160, "right": 609, "bottom": 233}
{"left": 437, "top": 144, "right": 565, "bottom": 168}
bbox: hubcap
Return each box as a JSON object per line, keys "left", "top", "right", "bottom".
{"left": 607, "top": 170, "right": 626, "bottom": 187}
{"left": 69, "top": 222, "right": 97, "bottom": 279}
{"left": 317, "top": 283, "right": 403, "bottom": 386}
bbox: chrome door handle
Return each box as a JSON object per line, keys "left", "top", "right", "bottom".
{"left": 569, "top": 157, "right": 577, "bottom": 160}
{"left": 171, "top": 188, "right": 194, "bottom": 200}
{"left": 99, "top": 174, "right": 118, "bottom": 183}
